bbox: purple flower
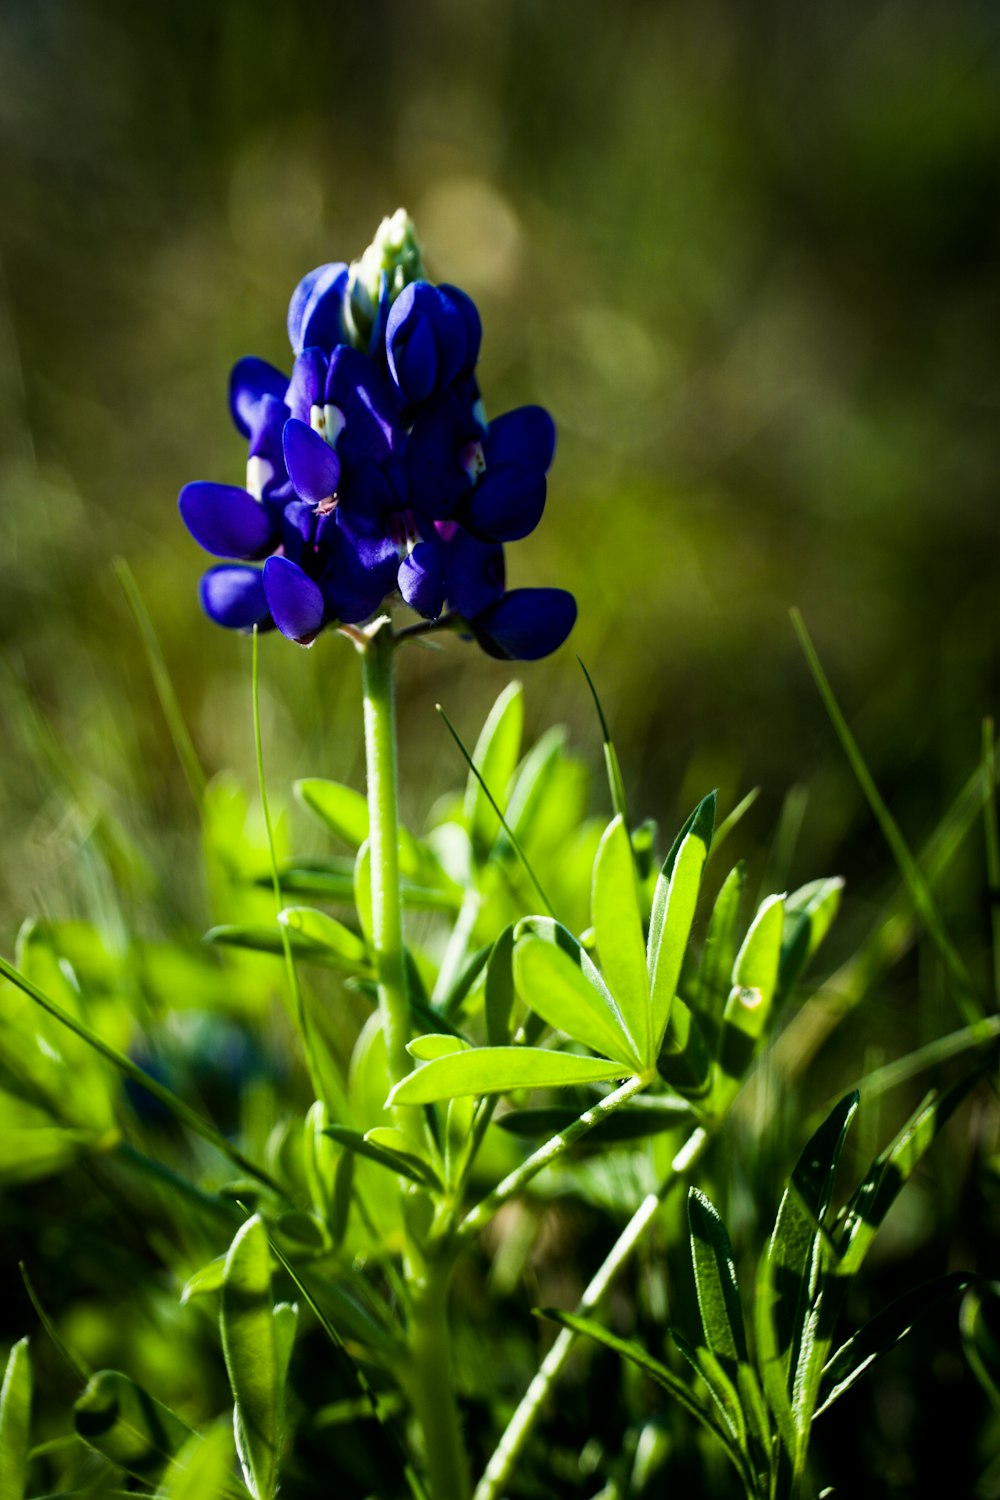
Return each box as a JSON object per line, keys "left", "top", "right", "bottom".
{"left": 179, "top": 229, "right": 576, "bottom": 661}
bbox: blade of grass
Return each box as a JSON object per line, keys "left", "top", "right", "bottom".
{"left": 113, "top": 558, "right": 206, "bottom": 806}
{"left": 711, "top": 788, "right": 760, "bottom": 855}
{"left": 791, "top": 608, "right": 984, "bottom": 1029}
{"left": 20, "top": 1263, "right": 90, "bottom": 1386}
{"left": 578, "top": 658, "right": 629, "bottom": 827}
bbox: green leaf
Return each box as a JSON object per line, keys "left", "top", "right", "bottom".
{"left": 693, "top": 863, "right": 745, "bottom": 1051}
{"left": 220, "top": 1215, "right": 281, "bottom": 1500}
{"left": 365, "top": 1128, "right": 443, "bottom": 1188}
{"left": 463, "top": 682, "right": 524, "bottom": 856}
{"left": 671, "top": 1327, "right": 747, "bottom": 1449}
{"left": 273, "top": 1302, "right": 297, "bottom": 1397}
{"left": 687, "top": 1188, "right": 748, "bottom": 1368}
{"left": 155, "top": 1424, "right": 233, "bottom": 1500}
{"left": 0, "top": 1337, "right": 31, "bottom": 1500}
{"left": 180, "top": 1256, "right": 226, "bottom": 1304}
{"left": 836, "top": 1073, "right": 979, "bottom": 1278}
{"left": 816, "top": 1273, "right": 977, "bottom": 1417}
{"left": 539, "top": 1309, "right": 754, "bottom": 1492}
{"left": 406, "top": 1034, "right": 470, "bottom": 1061}
{"left": 648, "top": 793, "right": 716, "bottom": 1051}
{"left": 485, "top": 926, "right": 516, "bottom": 1047}
{"left": 513, "top": 919, "right": 642, "bottom": 1069}
{"left": 278, "top": 907, "right": 371, "bottom": 969}
{"left": 961, "top": 1281, "right": 1000, "bottom": 1408}
{"left": 387, "top": 1047, "right": 627, "bottom": 1106}
{"left": 592, "top": 815, "right": 650, "bottom": 1063}
{"left": 0, "top": 1127, "right": 101, "bottom": 1188}
{"left": 777, "top": 877, "right": 844, "bottom": 1003}
{"left": 295, "top": 779, "right": 428, "bottom": 881}
{"left": 656, "top": 995, "right": 712, "bottom": 1100}
{"left": 323, "top": 1124, "right": 436, "bottom": 1186}
{"left": 74, "top": 1370, "right": 192, "bottom": 1482}
{"left": 717, "top": 894, "right": 785, "bottom": 1081}
{"left": 262, "top": 857, "right": 357, "bottom": 902}
{"left": 204, "top": 922, "right": 359, "bottom": 971}
{"left": 498, "top": 727, "right": 566, "bottom": 852}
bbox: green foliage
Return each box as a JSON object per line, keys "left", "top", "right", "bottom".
{"left": 0, "top": 1338, "right": 31, "bottom": 1500}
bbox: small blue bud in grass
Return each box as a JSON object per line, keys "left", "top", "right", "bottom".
{"left": 179, "top": 213, "right": 575, "bottom": 660}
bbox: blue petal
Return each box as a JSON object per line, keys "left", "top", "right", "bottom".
{"left": 287, "top": 263, "right": 349, "bottom": 355}
{"left": 282, "top": 418, "right": 341, "bottom": 503}
{"left": 324, "top": 346, "right": 402, "bottom": 466}
{"left": 179, "top": 482, "right": 275, "bottom": 559}
{"left": 463, "top": 466, "right": 546, "bottom": 543}
{"left": 322, "top": 523, "right": 397, "bottom": 624}
{"left": 472, "top": 589, "right": 577, "bottom": 660}
{"left": 262, "top": 556, "right": 326, "bottom": 643}
{"left": 442, "top": 528, "right": 505, "bottom": 619}
{"left": 485, "top": 406, "right": 556, "bottom": 472}
{"left": 386, "top": 283, "right": 467, "bottom": 404}
{"left": 200, "top": 565, "right": 270, "bottom": 630}
{"left": 286, "top": 348, "right": 328, "bottom": 422}
{"left": 399, "top": 541, "right": 446, "bottom": 618}
{"left": 438, "top": 284, "right": 482, "bottom": 375}
{"left": 229, "top": 357, "right": 289, "bottom": 438}
{"left": 405, "top": 392, "right": 477, "bottom": 517}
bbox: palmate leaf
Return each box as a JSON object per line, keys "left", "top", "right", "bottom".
{"left": 539, "top": 1309, "right": 756, "bottom": 1496}
{"left": 688, "top": 1188, "right": 749, "bottom": 1368}
{"left": 0, "top": 1337, "right": 31, "bottom": 1500}
{"left": 648, "top": 793, "right": 716, "bottom": 1051}
{"left": 815, "top": 1272, "right": 977, "bottom": 1417}
{"left": 592, "top": 815, "right": 651, "bottom": 1063}
{"left": 514, "top": 918, "right": 642, "bottom": 1070}
{"left": 74, "top": 1370, "right": 193, "bottom": 1483}
{"left": 387, "top": 1047, "right": 627, "bottom": 1105}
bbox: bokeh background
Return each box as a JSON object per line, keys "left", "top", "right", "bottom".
{"left": 2, "top": 1, "right": 1000, "bottom": 1494}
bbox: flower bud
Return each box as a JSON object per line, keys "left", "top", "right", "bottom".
{"left": 344, "top": 207, "right": 426, "bottom": 352}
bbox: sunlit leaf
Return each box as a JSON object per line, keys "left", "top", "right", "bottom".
{"left": 463, "top": 682, "right": 524, "bottom": 856}
{"left": 278, "top": 907, "right": 370, "bottom": 968}
{"left": 592, "top": 815, "right": 650, "bottom": 1062}
{"left": 323, "top": 1124, "right": 436, "bottom": 1186}
{"left": 155, "top": 1424, "right": 233, "bottom": 1500}
{"left": 387, "top": 1047, "right": 627, "bottom": 1105}
{"left": 693, "top": 863, "right": 745, "bottom": 1051}
{"left": 717, "top": 894, "right": 785, "bottom": 1082}
{"left": 295, "top": 778, "right": 430, "bottom": 882}
{"left": 648, "top": 793, "right": 716, "bottom": 1051}
{"left": 777, "top": 877, "right": 844, "bottom": 1003}
{"left": 514, "top": 919, "right": 641, "bottom": 1069}
{"left": 498, "top": 727, "right": 566, "bottom": 853}
{"left": 0, "top": 1337, "right": 31, "bottom": 1500}
{"left": 220, "top": 1215, "right": 281, "bottom": 1500}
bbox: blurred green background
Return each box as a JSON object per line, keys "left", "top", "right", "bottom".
{"left": 2, "top": 1, "right": 1000, "bottom": 1493}
{"left": 3, "top": 0, "right": 999, "bottom": 924}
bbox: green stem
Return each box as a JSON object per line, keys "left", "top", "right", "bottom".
{"left": 472, "top": 1126, "right": 708, "bottom": 1500}
{"left": 361, "top": 622, "right": 412, "bottom": 1090}
{"left": 457, "top": 1072, "right": 652, "bottom": 1241}
{"left": 361, "top": 620, "right": 469, "bottom": 1497}
{"left": 406, "top": 1262, "right": 471, "bottom": 1500}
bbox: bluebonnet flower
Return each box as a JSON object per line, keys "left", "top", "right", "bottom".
{"left": 179, "top": 213, "right": 576, "bottom": 659}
